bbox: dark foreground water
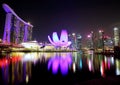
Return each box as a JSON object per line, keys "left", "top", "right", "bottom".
{"left": 0, "top": 51, "right": 120, "bottom": 85}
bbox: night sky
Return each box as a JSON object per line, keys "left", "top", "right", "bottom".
{"left": 0, "top": 0, "right": 120, "bottom": 43}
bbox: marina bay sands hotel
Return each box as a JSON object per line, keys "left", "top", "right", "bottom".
{"left": 2, "top": 3, "right": 33, "bottom": 44}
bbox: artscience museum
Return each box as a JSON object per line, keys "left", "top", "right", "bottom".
{"left": 48, "top": 29, "right": 72, "bottom": 47}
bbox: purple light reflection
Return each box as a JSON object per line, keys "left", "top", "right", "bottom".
{"left": 47, "top": 53, "right": 72, "bottom": 76}
{"left": 52, "top": 58, "right": 59, "bottom": 74}
{"left": 60, "top": 59, "right": 69, "bottom": 75}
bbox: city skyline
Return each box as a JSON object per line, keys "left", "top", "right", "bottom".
{"left": 0, "top": 0, "right": 120, "bottom": 42}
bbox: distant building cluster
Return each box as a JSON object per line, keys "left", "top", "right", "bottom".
{"left": 68, "top": 33, "right": 82, "bottom": 50}
{"left": 86, "top": 28, "right": 120, "bottom": 52}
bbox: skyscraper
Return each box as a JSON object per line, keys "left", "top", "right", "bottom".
{"left": 87, "top": 31, "right": 94, "bottom": 50}
{"left": 98, "top": 30, "right": 104, "bottom": 51}
{"left": 69, "top": 33, "right": 77, "bottom": 50}
{"left": 76, "top": 34, "right": 82, "bottom": 50}
{"left": 114, "top": 27, "right": 119, "bottom": 46}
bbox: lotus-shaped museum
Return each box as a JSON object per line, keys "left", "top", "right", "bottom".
{"left": 48, "top": 30, "right": 71, "bottom": 47}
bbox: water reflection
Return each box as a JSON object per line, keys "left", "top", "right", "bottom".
{"left": 0, "top": 51, "right": 120, "bottom": 84}
{"left": 46, "top": 51, "right": 118, "bottom": 78}
{"left": 116, "top": 59, "right": 120, "bottom": 75}
{"left": 48, "top": 53, "right": 72, "bottom": 76}
{"left": 72, "top": 52, "right": 83, "bottom": 72}
{"left": 0, "top": 52, "right": 32, "bottom": 85}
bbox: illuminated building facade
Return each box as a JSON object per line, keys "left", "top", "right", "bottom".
{"left": 68, "top": 33, "right": 77, "bottom": 50}
{"left": 104, "top": 36, "right": 113, "bottom": 50}
{"left": 21, "top": 40, "right": 40, "bottom": 51}
{"left": 76, "top": 34, "right": 82, "bottom": 50}
{"left": 87, "top": 31, "right": 94, "bottom": 50}
{"left": 48, "top": 29, "right": 71, "bottom": 47}
{"left": 114, "top": 27, "right": 119, "bottom": 46}
{"left": 2, "top": 4, "right": 33, "bottom": 44}
{"left": 98, "top": 30, "right": 104, "bottom": 51}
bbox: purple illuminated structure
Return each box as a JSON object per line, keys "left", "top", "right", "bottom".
{"left": 48, "top": 29, "right": 71, "bottom": 47}
{"left": 48, "top": 53, "right": 72, "bottom": 75}
{"left": 2, "top": 4, "right": 33, "bottom": 44}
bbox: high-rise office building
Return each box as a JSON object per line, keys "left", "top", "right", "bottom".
{"left": 114, "top": 27, "right": 119, "bottom": 46}
{"left": 87, "top": 31, "right": 94, "bottom": 50}
{"left": 69, "top": 33, "right": 77, "bottom": 50}
{"left": 76, "top": 34, "right": 82, "bottom": 50}
{"left": 98, "top": 30, "right": 104, "bottom": 50}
